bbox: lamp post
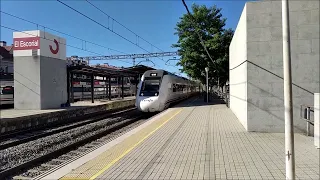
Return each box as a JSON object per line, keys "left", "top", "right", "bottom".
{"left": 205, "top": 67, "right": 209, "bottom": 103}
{"left": 282, "top": 0, "right": 295, "bottom": 179}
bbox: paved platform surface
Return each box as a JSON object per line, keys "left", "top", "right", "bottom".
{"left": 58, "top": 96, "right": 319, "bottom": 180}
{"left": 0, "top": 96, "right": 135, "bottom": 118}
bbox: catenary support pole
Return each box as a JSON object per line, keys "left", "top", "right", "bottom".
{"left": 206, "top": 72, "right": 208, "bottom": 102}
{"left": 108, "top": 77, "right": 111, "bottom": 100}
{"left": 282, "top": 0, "right": 295, "bottom": 179}
{"left": 66, "top": 70, "right": 70, "bottom": 104}
{"left": 205, "top": 67, "right": 209, "bottom": 103}
{"left": 70, "top": 72, "right": 74, "bottom": 103}
{"left": 105, "top": 76, "right": 107, "bottom": 99}
{"left": 121, "top": 76, "right": 124, "bottom": 99}
{"left": 91, "top": 73, "right": 94, "bottom": 103}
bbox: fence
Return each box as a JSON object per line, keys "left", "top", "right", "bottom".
{"left": 300, "top": 104, "right": 314, "bottom": 136}
{"left": 211, "top": 86, "right": 230, "bottom": 107}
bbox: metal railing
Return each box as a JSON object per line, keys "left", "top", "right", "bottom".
{"left": 300, "top": 104, "right": 314, "bottom": 136}
{"left": 211, "top": 86, "right": 230, "bottom": 106}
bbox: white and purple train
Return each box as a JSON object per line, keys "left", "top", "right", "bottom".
{"left": 135, "top": 70, "right": 200, "bottom": 112}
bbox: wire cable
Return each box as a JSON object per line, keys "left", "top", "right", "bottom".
{"left": 1, "top": 25, "right": 132, "bottom": 65}
{"left": 1, "top": 10, "right": 163, "bottom": 68}
{"left": 85, "top": 0, "right": 164, "bottom": 53}
{"left": 0, "top": 11, "right": 129, "bottom": 55}
{"left": 56, "top": 0, "right": 167, "bottom": 64}
{"left": 181, "top": 0, "right": 215, "bottom": 65}
{"left": 57, "top": 0, "right": 147, "bottom": 52}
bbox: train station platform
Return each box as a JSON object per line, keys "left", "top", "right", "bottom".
{"left": 44, "top": 95, "right": 319, "bottom": 180}
{"left": 0, "top": 96, "right": 135, "bottom": 134}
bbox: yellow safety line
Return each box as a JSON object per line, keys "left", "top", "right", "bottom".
{"left": 88, "top": 108, "right": 183, "bottom": 180}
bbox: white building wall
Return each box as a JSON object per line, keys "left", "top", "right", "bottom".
{"left": 14, "top": 56, "right": 41, "bottom": 109}
{"left": 13, "top": 30, "right": 67, "bottom": 110}
{"left": 40, "top": 56, "right": 67, "bottom": 109}
{"left": 229, "top": 0, "right": 319, "bottom": 133}
{"left": 315, "top": 93, "right": 319, "bottom": 148}
{"left": 229, "top": 4, "right": 248, "bottom": 130}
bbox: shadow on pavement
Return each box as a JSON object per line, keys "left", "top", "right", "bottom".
{"left": 172, "top": 93, "right": 226, "bottom": 108}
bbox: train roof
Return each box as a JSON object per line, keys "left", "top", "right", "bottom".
{"left": 144, "top": 69, "right": 199, "bottom": 83}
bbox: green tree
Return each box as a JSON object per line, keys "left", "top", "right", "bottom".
{"left": 172, "top": 3, "right": 234, "bottom": 88}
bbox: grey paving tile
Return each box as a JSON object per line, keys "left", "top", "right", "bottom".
{"left": 92, "top": 98, "right": 319, "bottom": 180}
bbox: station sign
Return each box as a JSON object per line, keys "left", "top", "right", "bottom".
{"left": 13, "top": 37, "right": 40, "bottom": 50}
{"left": 13, "top": 30, "right": 66, "bottom": 60}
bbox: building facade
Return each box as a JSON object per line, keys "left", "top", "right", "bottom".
{"left": 0, "top": 41, "right": 14, "bottom": 74}
{"left": 229, "top": 0, "right": 319, "bottom": 133}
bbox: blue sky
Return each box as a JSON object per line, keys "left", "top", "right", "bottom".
{"left": 1, "top": 0, "right": 247, "bottom": 76}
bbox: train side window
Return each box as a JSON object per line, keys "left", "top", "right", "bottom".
{"left": 173, "top": 84, "right": 176, "bottom": 92}
{"left": 2, "top": 86, "right": 14, "bottom": 94}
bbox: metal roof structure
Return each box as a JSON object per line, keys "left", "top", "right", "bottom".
{"left": 0, "top": 72, "right": 13, "bottom": 81}
{"left": 67, "top": 64, "right": 155, "bottom": 77}
{"left": 122, "top": 65, "right": 155, "bottom": 73}
{"left": 67, "top": 52, "right": 179, "bottom": 61}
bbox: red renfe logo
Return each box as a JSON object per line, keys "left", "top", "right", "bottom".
{"left": 49, "top": 39, "right": 59, "bottom": 54}
{"left": 13, "top": 37, "right": 40, "bottom": 50}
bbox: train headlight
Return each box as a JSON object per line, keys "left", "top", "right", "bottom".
{"left": 155, "top": 93, "right": 157, "bottom": 96}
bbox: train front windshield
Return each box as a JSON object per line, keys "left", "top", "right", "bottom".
{"left": 140, "top": 79, "right": 160, "bottom": 96}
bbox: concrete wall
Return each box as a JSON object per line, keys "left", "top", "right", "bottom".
{"left": 13, "top": 30, "right": 67, "bottom": 110}
{"left": 14, "top": 56, "right": 67, "bottom": 109}
{"left": 229, "top": 0, "right": 319, "bottom": 132}
{"left": 229, "top": 4, "right": 248, "bottom": 129}
{"left": 315, "top": 93, "right": 319, "bottom": 148}
{"left": 14, "top": 56, "right": 41, "bottom": 109}
{"left": 40, "top": 56, "right": 67, "bottom": 109}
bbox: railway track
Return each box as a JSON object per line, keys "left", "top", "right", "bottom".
{"left": 0, "top": 107, "right": 136, "bottom": 150}
{"left": 0, "top": 110, "right": 156, "bottom": 180}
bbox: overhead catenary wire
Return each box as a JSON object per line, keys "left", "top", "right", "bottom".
{"left": 85, "top": 0, "right": 164, "bottom": 53}
{"left": 1, "top": 25, "right": 132, "bottom": 65}
{"left": 181, "top": 0, "right": 215, "bottom": 65}
{"left": 0, "top": 11, "right": 129, "bottom": 55}
{"left": 57, "top": 0, "right": 147, "bottom": 52}
{"left": 56, "top": 0, "right": 167, "bottom": 63}
{"left": 1, "top": 2, "right": 171, "bottom": 68}
{"left": 0, "top": 11, "right": 156, "bottom": 68}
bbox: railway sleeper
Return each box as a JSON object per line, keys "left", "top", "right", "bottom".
{"left": 26, "top": 170, "right": 41, "bottom": 173}
{"left": 51, "top": 159, "right": 68, "bottom": 163}
{"left": 41, "top": 164, "right": 57, "bottom": 168}
{"left": 12, "top": 175, "right": 32, "bottom": 180}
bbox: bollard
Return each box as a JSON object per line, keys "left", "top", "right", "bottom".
{"left": 306, "top": 107, "right": 311, "bottom": 136}
{"left": 203, "top": 91, "right": 210, "bottom": 102}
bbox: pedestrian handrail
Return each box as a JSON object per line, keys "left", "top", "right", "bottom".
{"left": 300, "top": 105, "right": 314, "bottom": 136}
{"left": 211, "top": 86, "right": 230, "bottom": 107}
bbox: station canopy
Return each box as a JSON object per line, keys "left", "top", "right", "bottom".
{"left": 67, "top": 64, "right": 155, "bottom": 77}
{"left": 122, "top": 65, "right": 155, "bottom": 74}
